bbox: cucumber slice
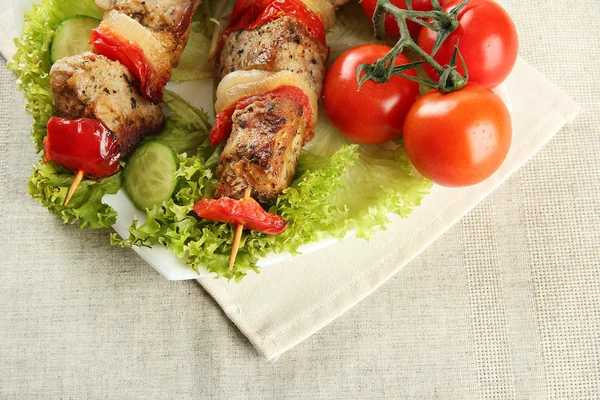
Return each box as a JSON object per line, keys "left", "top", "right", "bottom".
{"left": 50, "top": 16, "right": 101, "bottom": 64}
{"left": 124, "top": 142, "right": 179, "bottom": 211}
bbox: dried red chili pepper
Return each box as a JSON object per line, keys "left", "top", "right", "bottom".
{"left": 194, "top": 197, "right": 289, "bottom": 235}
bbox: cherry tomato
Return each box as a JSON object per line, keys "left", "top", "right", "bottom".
{"left": 403, "top": 83, "right": 512, "bottom": 187}
{"left": 322, "top": 44, "right": 419, "bottom": 144}
{"left": 418, "top": 0, "right": 518, "bottom": 89}
{"left": 361, "top": 0, "right": 451, "bottom": 38}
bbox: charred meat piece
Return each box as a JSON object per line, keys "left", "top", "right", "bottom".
{"left": 50, "top": 52, "right": 164, "bottom": 154}
{"left": 219, "top": 16, "right": 329, "bottom": 98}
{"left": 215, "top": 96, "right": 308, "bottom": 204}
{"left": 97, "top": 0, "right": 200, "bottom": 67}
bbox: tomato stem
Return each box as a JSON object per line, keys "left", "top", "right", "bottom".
{"left": 360, "top": 0, "right": 470, "bottom": 93}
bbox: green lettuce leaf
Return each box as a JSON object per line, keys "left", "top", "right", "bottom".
{"left": 304, "top": 116, "right": 432, "bottom": 238}
{"left": 142, "top": 90, "right": 213, "bottom": 154}
{"left": 112, "top": 144, "right": 359, "bottom": 281}
{"left": 327, "top": 2, "right": 397, "bottom": 64}
{"left": 28, "top": 162, "right": 122, "bottom": 228}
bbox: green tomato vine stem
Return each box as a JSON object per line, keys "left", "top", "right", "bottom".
{"left": 359, "top": 0, "right": 470, "bottom": 93}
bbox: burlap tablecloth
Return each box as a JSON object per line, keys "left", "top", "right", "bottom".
{"left": 1, "top": 0, "right": 598, "bottom": 398}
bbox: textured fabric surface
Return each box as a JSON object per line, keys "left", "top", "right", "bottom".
{"left": 1, "top": 0, "right": 599, "bottom": 399}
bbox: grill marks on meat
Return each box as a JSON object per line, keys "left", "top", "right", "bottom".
{"left": 98, "top": 0, "right": 200, "bottom": 67}
{"left": 215, "top": 97, "right": 307, "bottom": 204}
{"left": 219, "top": 16, "right": 329, "bottom": 98}
{"left": 50, "top": 52, "right": 164, "bottom": 154}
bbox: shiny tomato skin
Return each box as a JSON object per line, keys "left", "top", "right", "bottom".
{"left": 322, "top": 44, "right": 419, "bottom": 145}
{"left": 418, "top": 0, "right": 518, "bottom": 89}
{"left": 361, "top": 0, "right": 450, "bottom": 38}
{"left": 403, "top": 83, "right": 512, "bottom": 187}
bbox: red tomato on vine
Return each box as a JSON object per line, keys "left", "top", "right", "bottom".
{"left": 322, "top": 44, "right": 420, "bottom": 145}
{"left": 403, "top": 83, "right": 512, "bottom": 187}
{"left": 418, "top": 0, "right": 519, "bottom": 89}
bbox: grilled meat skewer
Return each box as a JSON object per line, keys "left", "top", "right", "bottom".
{"left": 213, "top": 0, "right": 337, "bottom": 204}
{"left": 196, "top": 0, "right": 351, "bottom": 267}
{"left": 45, "top": 0, "right": 200, "bottom": 206}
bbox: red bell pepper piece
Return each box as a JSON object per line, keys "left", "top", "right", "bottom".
{"left": 90, "top": 26, "right": 168, "bottom": 103}
{"left": 44, "top": 117, "right": 121, "bottom": 179}
{"left": 210, "top": 85, "right": 314, "bottom": 146}
{"left": 210, "top": 112, "right": 234, "bottom": 147}
{"left": 194, "top": 197, "right": 289, "bottom": 235}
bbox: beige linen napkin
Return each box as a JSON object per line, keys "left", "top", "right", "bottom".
{"left": 4, "top": 2, "right": 580, "bottom": 360}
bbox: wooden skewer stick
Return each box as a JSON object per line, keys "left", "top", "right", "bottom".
{"left": 229, "top": 187, "right": 252, "bottom": 272}
{"left": 63, "top": 170, "right": 85, "bottom": 206}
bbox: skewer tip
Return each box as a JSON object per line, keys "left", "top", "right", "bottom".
{"left": 229, "top": 224, "right": 244, "bottom": 273}
{"left": 228, "top": 188, "right": 252, "bottom": 273}
{"left": 63, "top": 170, "right": 85, "bottom": 206}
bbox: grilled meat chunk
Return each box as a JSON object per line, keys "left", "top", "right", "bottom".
{"left": 96, "top": 0, "right": 200, "bottom": 67}
{"left": 219, "top": 16, "right": 329, "bottom": 98}
{"left": 50, "top": 52, "right": 164, "bottom": 154}
{"left": 215, "top": 96, "right": 308, "bottom": 204}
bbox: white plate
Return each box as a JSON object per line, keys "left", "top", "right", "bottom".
{"left": 14, "top": 0, "right": 512, "bottom": 280}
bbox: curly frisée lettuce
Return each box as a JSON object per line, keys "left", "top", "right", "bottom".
{"left": 29, "top": 163, "right": 122, "bottom": 228}
{"left": 112, "top": 144, "right": 361, "bottom": 281}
